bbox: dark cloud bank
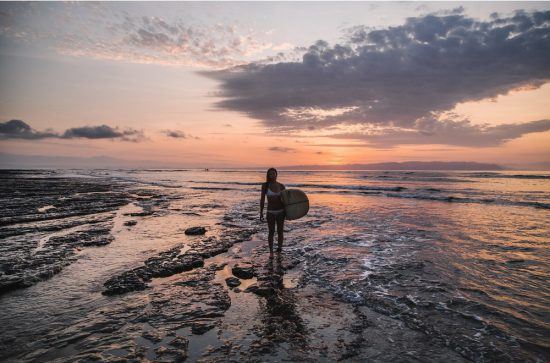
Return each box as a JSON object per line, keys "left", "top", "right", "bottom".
{"left": 162, "top": 129, "right": 188, "bottom": 139}
{"left": 199, "top": 10, "right": 550, "bottom": 147}
{"left": 162, "top": 129, "right": 201, "bottom": 140}
{"left": 0, "top": 120, "right": 204, "bottom": 143}
{"left": 0, "top": 120, "right": 145, "bottom": 142}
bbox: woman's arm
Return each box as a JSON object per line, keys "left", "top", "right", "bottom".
{"left": 260, "top": 183, "right": 266, "bottom": 220}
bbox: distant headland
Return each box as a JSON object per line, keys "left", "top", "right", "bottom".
{"left": 275, "top": 161, "right": 503, "bottom": 171}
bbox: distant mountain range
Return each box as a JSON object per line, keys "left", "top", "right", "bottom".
{"left": 0, "top": 152, "right": 178, "bottom": 169}
{"left": 276, "top": 161, "right": 504, "bottom": 171}
{"left": 1, "top": 152, "right": 548, "bottom": 170}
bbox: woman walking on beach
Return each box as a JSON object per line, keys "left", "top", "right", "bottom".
{"left": 260, "top": 167, "right": 286, "bottom": 256}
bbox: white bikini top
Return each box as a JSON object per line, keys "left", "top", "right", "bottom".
{"left": 266, "top": 184, "right": 281, "bottom": 196}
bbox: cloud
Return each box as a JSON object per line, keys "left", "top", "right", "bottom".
{"left": 0, "top": 2, "right": 297, "bottom": 69}
{"left": 199, "top": 10, "right": 550, "bottom": 147}
{"left": 162, "top": 129, "right": 187, "bottom": 139}
{"left": 268, "top": 146, "right": 296, "bottom": 153}
{"left": 0, "top": 119, "right": 58, "bottom": 139}
{"left": 325, "top": 118, "right": 550, "bottom": 147}
{"left": 162, "top": 129, "right": 200, "bottom": 139}
{"left": 0, "top": 120, "right": 145, "bottom": 142}
{"left": 102, "top": 17, "right": 274, "bottom": 68}
{"left": 62, "top": 125, "right": 145, "bottom": 142}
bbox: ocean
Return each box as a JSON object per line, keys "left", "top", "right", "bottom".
{"left": 0, "top": 169, "right": 548, "bottom": 362}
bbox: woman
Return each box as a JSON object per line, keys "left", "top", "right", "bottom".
{"left": 260, "top": 167, "right": 286, "bottom": 256}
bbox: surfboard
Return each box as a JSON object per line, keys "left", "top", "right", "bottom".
{"left": 281, "top": 189, "right": 309, "bottom": 220}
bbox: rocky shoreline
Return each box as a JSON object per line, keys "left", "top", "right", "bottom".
{"left": 0, "top": 171, "right": 173, "bottom": 295}
{"left": 102, "top": 226, "right": 258, "bottom": 296}
{"left": 1, "top": 171, "right": 545, "bottom": 362}
{"left": 112, "top": 225, "right": 468, "bottom": 363}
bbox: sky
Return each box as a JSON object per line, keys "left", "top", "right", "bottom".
{"left": 0, "top": 1, "right": 549, "bottom": 169}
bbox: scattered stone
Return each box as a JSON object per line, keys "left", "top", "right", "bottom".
{"left": 185, "top": 226, "right": 206, "bottom": 235}
{"left": 232, "top": 262, "right": 256, "bottom": 279}
{"left": 225, "top": 277, "right": 241, "bottom": 288}
{"left": 102, "top": 223, "right": 259, "bottom": 295}
{"left": 102, "top": 246, "right": 205, "bottom": 295}
{"left": 124, "top": 220, "right": 137, "bottom": 226}
{"left": 212, "top": 262, "right": 227, "bottom": 271}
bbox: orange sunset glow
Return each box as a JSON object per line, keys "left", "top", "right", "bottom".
{"left": 1, "top": 2, "right": 549, "bottom": 169}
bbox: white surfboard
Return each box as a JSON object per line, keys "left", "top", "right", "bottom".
{"left": 281, "top": 189, "right": 309, "bottom": 220}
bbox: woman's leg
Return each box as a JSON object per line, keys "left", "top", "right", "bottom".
{"left": 266, "top": 212, "right": 275, "bottom": 253}
{"left": 276, "top": 212, "right": 285, "bottom": 252}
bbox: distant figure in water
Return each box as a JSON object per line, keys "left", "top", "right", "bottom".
{"left": 260, "top": 167, "right": 286, "bottom": 257}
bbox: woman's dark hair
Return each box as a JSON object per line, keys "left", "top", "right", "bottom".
{"left": 266, "top": 167, "right": 277, "bottom": 183}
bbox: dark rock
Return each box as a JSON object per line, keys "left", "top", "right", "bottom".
{"left": 1, "top": 218, "right": 116, "bottom": 296}
{"left": 123, "top": 211, "right": 153, "bottom": 217}
{"left": 102, "top": 270, "right": 148, "bottom": 296}
{"left": 232, "top": 262, "right": 255, "bottom": 279}
{"left": 146, "top": 253, "right": 205, "bottom": 278}
{"left": 102, "top": 220, "right": 259, "bottom": 295}
{"left": 102, "top": 245, "right": 210, "bottom": 295}
{"left": 167, "top": 335, "right": 189, "bottom": 349}
{"left": 142, "top": 330, "right": 163, "bottom": 343}
{"left": 243, "top": 284, "right": 259, "bottom": 293}
{"left": 191, "top": 322, "right": 215, "bottom": 335}
{"left": 184, "top": 226, "right": 206, "bottom": 235}
{"left": 81, "top": 234, "right": 115, "bottom": 247}
{"left": 212, "top": 262, "right": 227, "bottom": 271}
{"left": 124, "top": 220, "right": 137, "bottom": 226}
{"left": 0, "top": 276, "right": 32, "bottom": 294}
{"left": 225, "top": 277, "right": 241, "bottom": 288}
{"left": 244, "top": 283, "right": 276, "bottom": 297}
{"left": 506, "top": 259, "right": 525, "bottom": 264}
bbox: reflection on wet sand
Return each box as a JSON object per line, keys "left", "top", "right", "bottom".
{"left": 252, "top": 256, "right": 308, "bottom": 354}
